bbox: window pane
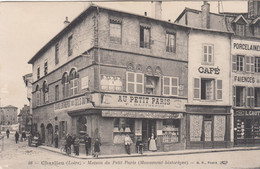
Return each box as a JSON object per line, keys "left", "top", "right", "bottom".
{"left": 164, "top": 87, "right": 170, "bottom": 95}
{"left": 194, "top": 78, "right": 200, "bottom": 88}
{"left": 128, "top": 83, "right": 134, "bottom": 93}
{"left": 171, "top": 78, "right": 178, "bottom": 86}
{"left": 204, "top": 46, "right": 207, "bottom": 54}
{"left": 217, "top": 90, "right": 222, "bottom": 100}
{"left": 171, "top": 87, "right": 177, "bottom": 95}
{"left": 194, "top": 89, "right": 199, "bottom": 98}
{"left": 128, "top": 73, "right": 135, "bottom": 82}
{"left": 217, "top": 80, "right": 222, "bottom": 89}
{"left": 208, "top": 55, "right": 212, "bottom": 62}
{"left": 164, "top": 77, "right": 170, "bottom": 86}
{"left": 136, "top": 74, "right": 143, "bottom": 83}
{"left": 136, "top": 84, "right": 143, "bottom": 93}
{"left": 208, "top": 46, "right": 212, "bottom": 54}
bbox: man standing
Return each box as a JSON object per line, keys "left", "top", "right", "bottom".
{"left": 54, "top": 131, "right": 59, "bottom": 148}
{"left": 124, "top": 134, "right": 132, "bottom": 155}
{"left": 15, "top": 131, "right": 19, "bottom": 144}
{"left": 84, "top": 134, "right": 91, "bottom": 156}
{"left": 6, "top": 129, "right": 10, "bottom": 139}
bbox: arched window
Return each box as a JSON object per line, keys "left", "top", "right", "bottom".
{"left": 36, "top": 85, "right": 41, "bottom": 106}
{"left": 69, "top": 68, "right": 79, "bottom": 96}
{"left": 62, "top": 72, "right": 69, "bottom": 98}
{"left": 43, "top": 81, "right": 49, "bottom": 103}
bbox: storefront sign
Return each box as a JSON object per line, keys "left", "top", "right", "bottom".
{"left": 234, "top": 76, "right": 255, "bottom": 83}
{"left": 233, "top": 43, "right": 260, "bottom": 51}
{"left": 54, "top": 95, "right": 94, "bottom": 112}
{"left": 101, "top": 94, "right": 186, "bottom": 111}
{"left": 235, "top": 110, "right": 260, "bottom": 116}
{"left": 198, "top": 66, "right": 220, "bottom": 75}
{"left": 102, "top": 110, "right": 183, "bottom": 119}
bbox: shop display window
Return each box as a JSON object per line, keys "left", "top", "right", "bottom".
{"left": 162, "top": 119, "right": 180, "bottom": 143}
{"left": 236, "top": 118, "right": 260, "bottom": 139}
{"left": 113, "top": 118, "right": 134, "bottom": 144}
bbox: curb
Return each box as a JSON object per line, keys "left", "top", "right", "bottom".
{"left": 38, "top": 146, "right": 260, "bottom": 160}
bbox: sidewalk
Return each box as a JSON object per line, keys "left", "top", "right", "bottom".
{"left": 38, "top": 145, "right": 260, "bottom": 159}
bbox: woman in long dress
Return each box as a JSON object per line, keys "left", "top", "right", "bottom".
{"left": 149, "top": 133, "right": 157, "bottom": 151}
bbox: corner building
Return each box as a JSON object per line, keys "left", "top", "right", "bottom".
{"left": 28, "top": 5, "right": 189, "bottom": 154}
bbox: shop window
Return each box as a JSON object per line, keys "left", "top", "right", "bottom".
{"left": 44, "top": 61, "right": 48, "bottom": 76}
{"left": 62, "top": 72, "right": 69, "bottom": 98}
{"left": 68, "top": 35, "right": 73, "bottom": 56}
{"left": 246, "top": 56, "right": 254, "bottom": 72}
{"left": 254, "top": 26, "right": 260, "bottom": 37}
{"left": 110, "top": 20, "right": 122, "bottom": 43}
{"left": 166, "top": 32, "right": 176, "bottom": 53}
{"left": 140, "top": 25, "right": 150, "bottom": 48}
{"left": 113, "top": 118, "right": 134, "bottom": 144}
{"left": 35, "top": 85, "right": 40, "bottom": 106}
{"left": 163, "top": 76, "right": 178, "bottom": 96}
{"left": 145, "top": 76, "right": 160, "bottom": 95}
{"left": 55, "top": 85, "right": 59, "bottom": 101}
{"left": 255, "top": 88, "right": 260, "bottom": 107}
{"left": 77, "top": 116, "right": 87, "bottom": 134}
{"left": 37, "top": 67, "right": 40, "bottom": 80}
{"left": 162, "top": 119, "right": 180, "bottom": 143}
{"left": 236, "top": 23, "right": 245, "bottom": 36}
{"left": 55, "top": 43, "right": 59, "bottom": 65}
{"left": 234, "top": 86, "right": 246, "bottom": 107}
{"left": 100, "top": 75, "right": 122, "bottom": 92}
{"left": 203, "top": 44, "right": 213, "bottom": 64}
{"left": 69, "top": 68, "right": 79, "bottom": 96}
{"left": 232, "top": 55, "right": 244, "bottom": 71}
{"left": 42, "top": 81, "right": 49, "bottom": 103}
{"left": 255, "top": 57, "right": 260, "bottom": 72}
{"left": 247, "top": 87, "right": 254, "bottom": 107}
{"left": 126, "top": 72, "right": 144, "bottom": 94}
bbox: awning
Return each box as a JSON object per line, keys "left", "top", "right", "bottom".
{"left": 102, "top": 110, "right": 183, "bottom": 119}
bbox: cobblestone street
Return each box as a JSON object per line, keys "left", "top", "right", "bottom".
{"left": 1, "top": 134, "right": 260, "bottom": 169}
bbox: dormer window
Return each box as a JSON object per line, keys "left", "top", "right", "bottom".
{"left": 236, "top": 23, "right": 245, "bottom": 36}
{"left": 252, "top": 17, "right": 260, "bottom": 37}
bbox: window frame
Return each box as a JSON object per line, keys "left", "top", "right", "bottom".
{"left": 109, "top": 19, "right": 122, "bottom": 44}
{"left": 140, "top": 25, "right": 151, "bottom": 49}
{"left": 68, "top": 35, "right": 73, "bottom": 57}
{"left": 126, "top": 72, "right": 144, "bottom": 94}
{"left": 163, "top": 76, "right": 179, "bottom": 96}
{"left": 236, "top": 23, "right": 245, "bottom": 36}
{"left": 55, "top": 85, "right": 59, "bottom": 101}
{"left": 202, "top": 44, "right": 214, "bottom": 65}
{"left": 44, "top": 60, "right": 48, "bottom": 76}
{"left": 55, "top": 43, "right": 59, "bottom": 65}
{"left": 166, "top": 31, "right": 176, "bottom": 53}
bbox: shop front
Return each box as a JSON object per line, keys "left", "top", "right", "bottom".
{"left": 234, "top": 109, "right": 260, "bottom": 146}
{"left": 186, "top": 105, "right": 232, "bottom": 149}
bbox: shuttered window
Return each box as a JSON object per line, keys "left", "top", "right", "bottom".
{"left": 194, "top": 78, "right": 200, "bottom": 99}
{"left": 247, "top": 87, "right": 254, "bottom": 107}
{"left": 126, "top": 72, "right": 144, "bottom": 94}
{"left": 163, "top": 76, "right": 179, "bottom": 96}
{"left": 246, "top": 56, "right": 254, "bottom": 72}
{"left": 216, "top": 80, "right": 223, "bottom": 100}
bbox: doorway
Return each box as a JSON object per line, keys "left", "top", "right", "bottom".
{"left": 142, "top": 119, "right": 156, "bottom": 150}
{"left": 46, "top": 123, "right": 53, "bottom": 146}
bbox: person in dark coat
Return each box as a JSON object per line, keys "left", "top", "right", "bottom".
{"left": 65, "top": 134, "right": 73, "bottom": 155}
{"left": 6, "top": 129, "right": 10, "bottom": 139}
{"left": 15, "top": 131, "right": 19, "bottom": 144}
{"left": 84, "top": 134, "right": 91, "bottom": 156}
{"left": 93, "top": 138, "right": 101, "bottom": 158}
{"left": 73, "top": 136, "right": 80, "bottom": 156}
{"left": 54, "top": 131, "right": 59, "bottom": 148}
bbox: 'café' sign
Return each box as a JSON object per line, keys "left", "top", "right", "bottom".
{"left": 101, "top": 94, "right": 186, "bottom": 111}
{"left": 198, "top": 66, "right": 220, "bottom": 75}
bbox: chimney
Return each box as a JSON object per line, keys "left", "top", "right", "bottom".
{"left": 201, "top": 1, "right": 210, "bottom": 29}
{"left": 64, "top": 17, "right": 70, "bottom": 27}
{"left": 151, "top": 1, "right": 162, "bottom": 20}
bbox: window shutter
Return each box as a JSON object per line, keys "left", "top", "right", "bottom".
{"left": 232, "top": 55, "right": 237, "bottom": 71}
{"left": 194, "top": 78, "right": 200, "bottom": 99}
{"left": 126, "top": 72, "right": 135, "bottom": 93}
{"left": 136, "top": 73, "right": 144, "bottom": 94}
{"left": 233, "top": 86, "right": 236, "bottom": 106}
{"left": 246, "top": 56, "right": 250, "bottom": 72}
{"left": 251, "top": 56, "right": 255, "bottom": 72}
{"left": 65, "top": 121, "right": 67, "bottom": 135}
{"left": 247, "top": 87, "right": 254, "bottom": 107}
{"left": 171, "top": 77, "right": 179, "bottom": 96}
{"left": 216, "top": 80, "right": 222, "bottom": 100}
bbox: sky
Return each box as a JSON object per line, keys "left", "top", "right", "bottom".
{"left": 0, "top": 1, "right": 247, "bottom": 111}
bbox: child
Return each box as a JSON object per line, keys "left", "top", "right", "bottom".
{"left": 136, "top": 138, "right": 143, "bottom": 154}
{"left": 93, "top": 138, "right": 101, "bottom": 158}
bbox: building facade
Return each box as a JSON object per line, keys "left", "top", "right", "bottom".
{"left": 18, "top": 105, "right": 32, "bottom": 133}
{"left": 176, "top": 1, "right": 260, "bottom": 147}
{"left": 0, "top": 105, "right": 18, "bottom": 131}
{"left": 28, "top": 4, "right": 189, "bottom": 154}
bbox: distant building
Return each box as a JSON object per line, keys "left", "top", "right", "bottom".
{"left": 18, "top": 105, "right": 32, "bottom": 132}
{"left": 0, "top": 105, "right": 18, "bottom": 131}
{"left": 23, "top": 73, "right": 33, "bottom": 132}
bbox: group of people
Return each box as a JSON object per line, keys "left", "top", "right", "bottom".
{"left": 5, "top": 129, "right": 29, "bottom": 144}
{"left": 63, "top": 133, "right": 101, "bottom": 158}
{"left": 125, "top": 133, "right": 157, "bottom": 155}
